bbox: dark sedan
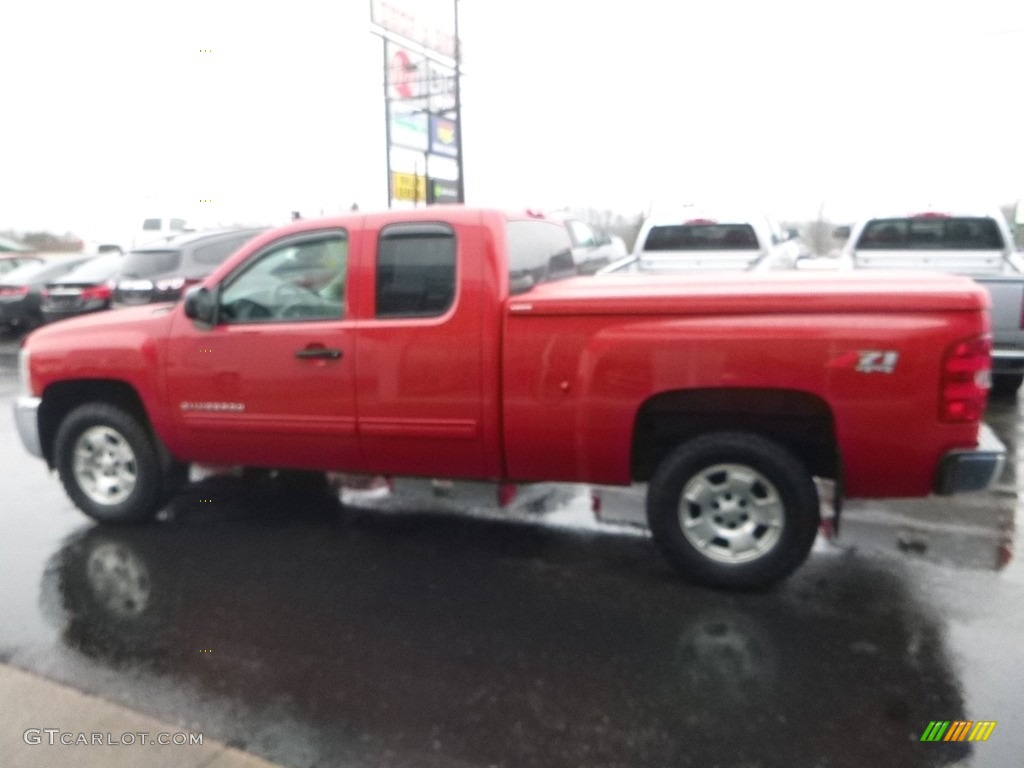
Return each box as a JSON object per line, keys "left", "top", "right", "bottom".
{"left": 112, "top": 228, "right": 264, "bottom": 307}
{"left": 0, "top": 255, "right": 94, "bottom": 331}
{"left": 40, "top": 251, "right": 125, "bottom": 324}
{"left": 0, "top": 253, "right": 42, "bottom": 277}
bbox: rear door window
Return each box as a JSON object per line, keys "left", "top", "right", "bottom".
{"left": 856, "top": 218, "right": 1005, "bottom": 250}
{"left": 375, "top": 224, "right": 456, "bottom": 318}
{"left": 642, "top": 224, "right": 760, "bottom": 251}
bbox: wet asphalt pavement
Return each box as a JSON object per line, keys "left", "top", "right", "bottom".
{"left": 1, "top": 335, "right": 1023, "bottom": 768}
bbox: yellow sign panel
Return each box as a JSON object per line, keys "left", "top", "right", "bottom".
{"left": 392, "top": 172, "right": 427, "bottom": 202}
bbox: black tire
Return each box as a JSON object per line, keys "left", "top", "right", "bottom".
{"left": 991, "top": 373, "right": 1023, "bottom": 398}
{"left": 646, "top": 432, "right": 820, "bottom": 589}
{"left": 54, "top": 403, "right": 166, "bottom": 524}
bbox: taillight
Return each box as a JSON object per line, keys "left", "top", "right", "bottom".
{"left": 912, "top": 211, "right": 951, "bottom": 219}
{"left": 0, "top": 285, "right": 29, "bottom": 297}
{"left": 80, "top": 284, "right": 112, "bottom": 302}
{"left": 940, "top": 336, "right": 992, "bottom": 423}
{"left": 685, "top": 218, "right": 717, "bottom": 225}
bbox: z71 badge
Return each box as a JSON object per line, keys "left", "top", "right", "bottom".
{"left": 855, "top": 350, "right": 899, "bottom": 374}
{"left": 828, "top": 350, "right": 900, "bottom": 374}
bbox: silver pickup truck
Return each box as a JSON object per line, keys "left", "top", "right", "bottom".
{"left": 600, "top": 207, "right": 807, "bottom": 275}
{"left": 836, "top": 207, "right": 1024, "bottom": 394}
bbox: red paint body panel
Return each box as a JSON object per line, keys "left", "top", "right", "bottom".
{"left": 22, "top": 208, "right": 992, "bottom": 502}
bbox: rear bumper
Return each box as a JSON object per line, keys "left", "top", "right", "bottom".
{"left": 992, "top": 347, "right": 1024, "bottom": 374}
{"left": 14, "top": 396, "right": 43, "bottom": 459}
{"left": 934, "top": 424, "right": 1006, "bottom": 495}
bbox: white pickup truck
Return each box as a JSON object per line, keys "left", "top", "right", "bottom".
{"left": 600, "top": 207, "right": 806, "bottom": 274}
{"left": 86, "top": 216, "right": 193, "bottom": 254}
{"left": 835, "top": 207, "right": 1024, "bottom": 394}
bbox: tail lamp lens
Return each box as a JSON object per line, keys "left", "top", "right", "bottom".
{"left": 941, "top": 336, "right": 992, "bottom": 423}
{"left": 81, "top": 284, "right": 112, "bottom": 301}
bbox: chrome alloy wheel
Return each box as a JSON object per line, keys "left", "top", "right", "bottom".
{"left": 679, "top": 463, "right": 785, "bottom": 564}
{"left": 72, "top": 426, "right": 139, "bottom": 506}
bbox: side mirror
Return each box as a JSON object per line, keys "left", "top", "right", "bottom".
{"left": 183, "top": 285, "right": 216, "bottom": 325}
{"left": 833, "top": 225, "right": 852, "bottom": 240}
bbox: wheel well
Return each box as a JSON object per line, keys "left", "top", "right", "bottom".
{"left": 38, "top": 380, "right": 151, "bottom": 467}
{"left": 631, "top": 388, "right": 839, "bottom": 483}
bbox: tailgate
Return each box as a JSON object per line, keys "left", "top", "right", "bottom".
{"left": 852, "top": 248, "right": 1005, "bottom": 272}
{"left": 973, "top": 275, "right": 1024, "bottom": 350}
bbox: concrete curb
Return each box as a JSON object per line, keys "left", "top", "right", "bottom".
{"left": 0, "top": 663, "right": 284, "bottom": 768}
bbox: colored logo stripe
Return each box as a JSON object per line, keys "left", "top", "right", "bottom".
{"left": 921, "top": 721, "right": 950, "bottom": 741}
{"left": 921, "top": 720, "right": 997, "bottom": 742}
{"left": 944, "top": 721, "right": 972, "bottom": 741}
{"left": 968, "top": 722, "right": 997, "bottom": 742}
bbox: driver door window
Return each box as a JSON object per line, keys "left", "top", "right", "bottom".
{"left": 219, "top": 233, "right": 348, "bottom": 323}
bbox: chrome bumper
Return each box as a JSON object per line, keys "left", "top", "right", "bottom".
{"left": 14, "top": 396, "right": 43, "bottom": 459}
{"left": 934, "top": 424, "right": 1006, "bottom": 495}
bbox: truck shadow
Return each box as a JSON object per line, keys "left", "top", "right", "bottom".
{"left": 39, "top": 485, "right": 973, "bottom": 768}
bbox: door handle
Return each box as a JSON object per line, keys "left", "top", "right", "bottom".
{"left": 295, "top": 347, "right": 343, "bottom": 360}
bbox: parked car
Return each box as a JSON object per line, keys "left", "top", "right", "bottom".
{"left": 601, "top": 208, "right": 806, "bottom": 274}
{"left": 40, "top": 251, "right": 125, "bottom": 324}
{"left": 0, "top": 255, "right": 95, "bottom": 331}
{"left": 131, "top": 216, "right": 193, "bottom": 249}
{"left": 0, "top": 253, "right": 43, "bottom": 277}
{"left": 835, "top": 205, "right": 1024, "bottom": 394}
{"left": 84, "top": 216, "right": 193, "bottom": 255}
{"left": 112, "top": 228, "right": 265, "bottom": 307}
{"left": 544, "top": 212, "right": 629, "bottom": 274}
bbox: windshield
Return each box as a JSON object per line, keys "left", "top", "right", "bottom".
{"left": 120, "top": 249, "right": 182, "bottom": 277}
{"left": 642, "top": 224, "right": 760, "bottom": 251}
{"left": 856, "top": 217, "right": 1005, "bottom": 250}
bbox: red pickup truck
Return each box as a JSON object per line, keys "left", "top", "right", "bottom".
{"left": 14, "top": 208, "right": 1005, "bottom": 587}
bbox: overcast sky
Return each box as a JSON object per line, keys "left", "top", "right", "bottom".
{"left": 2, "top": 0, "right": 1023, "bottom": 236}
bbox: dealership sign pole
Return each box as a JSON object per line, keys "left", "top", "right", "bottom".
{"left": 370, "top": 0, "right": 464, "bottom": 208}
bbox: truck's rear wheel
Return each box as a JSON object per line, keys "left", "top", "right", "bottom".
{"left": 647, "top": 432, "right": 819, "bottom": 588}
{"left": 54, "top": 404, "right": 165, "bottom": 524}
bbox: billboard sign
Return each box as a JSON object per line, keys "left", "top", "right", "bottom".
{"left": 429, "top": 116, "right": 458, "bottom": 157}
{"left": 373, "top": 0, "right": 462, "bottom": 206}
{"left": 389, "top": 110, "right": 428, "bottom": 152}
{"left": 391, "top": 171, "right": 427, "bottom": 202}
{"left": 386, "top": 44, "right": 456, "bottom": 114}
{"left": 371, "top": 0, "right": 456, "bottom": 60}
{"left": 428, "top": 178, "right": 460, "bottom": 204}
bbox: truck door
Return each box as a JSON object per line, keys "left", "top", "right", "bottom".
{"left": 353, "top": 220, "right": 489, "bottom": 477}
{"left": 165, "top": 228, "right": 364, "bottom": 471}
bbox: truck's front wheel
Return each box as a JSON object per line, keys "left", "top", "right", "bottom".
{"left": 54, "top": 404, "right": 165, "bottom": 524}
{"left": 647, "top": 432, "right": 820, "bottom": 589}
